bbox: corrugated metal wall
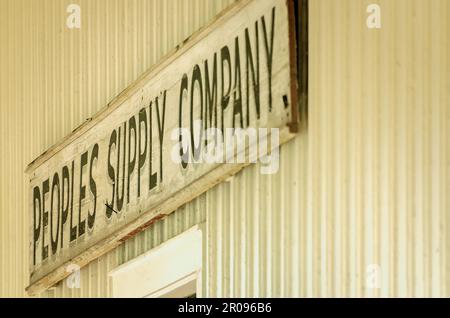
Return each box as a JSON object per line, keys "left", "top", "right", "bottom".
{"left": 43, "top": 197, "right": 206, "bottom": 297}
{"left": 0, "top": 0, "right": 235, "bottom": 297}
{"left": 0, "top": 0, "right": 449, "bottom": 298}
{"left": 204, "top": 0, "right": 450, "bottom": 298}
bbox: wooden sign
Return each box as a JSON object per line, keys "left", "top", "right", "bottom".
{"left": 25, "top": 0, "right": 298, "bottom": 295}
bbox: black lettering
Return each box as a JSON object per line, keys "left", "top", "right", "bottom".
{"left": 204, "top": 53, "right": 218, "bottom": 144}
{"left": 127, "top": 116, "right": 137, "bottom": 203}
{"left": 88, "top": 144, "right": 99, "bottom": 230}
{"left": 50, "top": 172, "right": 60, "bottom": 255}
{"left": 60, "top": 165, "right": 70, "bottom": 248}
{"left": 138, "top": 108, "right": 147, "bottom": 197}
{"left": 220, "top": 46, "right": 232, "bottom": 131}
{"left": 179, "top": 75, "right": 189, "bottom": 169}
{"left": 69, "top": 161, "right": 77, "bottom": 242}
{"left": 232, "top": 37, "right": 243, "bottom": 128}
{"left": 148, "top": 102, "right": 158, "bottom": 189}
{"left": 155, "top": 92, "right": 166, "bottom": 182}
{"left": 33, "top": 186, "right": 41, "bottom": 265}
{"left": 190, "top": 65, "right": 203, "bottom": 161}
{"left": 116, "top": 123, "right": 126, "bottom": 212}
{"left": 245, "top": 22, "right": 260, "bottom": 125}
{"left": 262, "top": 7, "right": 276, "bottom": 112}
{"left": 78, "top": 151, "right": 88, "bottom": 236}
{"left": 42, "top": 179, "right": 49, "bottom": 260}
{"left": 106, "top": 130, "right": 117, "bottom": 219}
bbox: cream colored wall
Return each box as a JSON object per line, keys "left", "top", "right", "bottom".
{"left": 0, "top": 0, "right": 449, "bottom": 298}
{"left": 0, "top": 0, "right": 235, "bottom": 297}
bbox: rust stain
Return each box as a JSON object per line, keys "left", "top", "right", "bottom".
{"left": 119, "top": 214, "right": 167, "bottom": 242}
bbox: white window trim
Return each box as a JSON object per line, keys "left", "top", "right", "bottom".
{"left": 145, "top": 272, "right": 198, "bottom": 298}
{"left": 109, "top": 225, "right": 202, "bottom": 298}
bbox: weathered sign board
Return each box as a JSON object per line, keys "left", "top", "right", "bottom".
{"left": 26, "top": 0, "right": 298, "bottom": 295}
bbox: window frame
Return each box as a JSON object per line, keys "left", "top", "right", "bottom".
{"left": 109, "top": 225, "right": 202, "bottom": 298}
